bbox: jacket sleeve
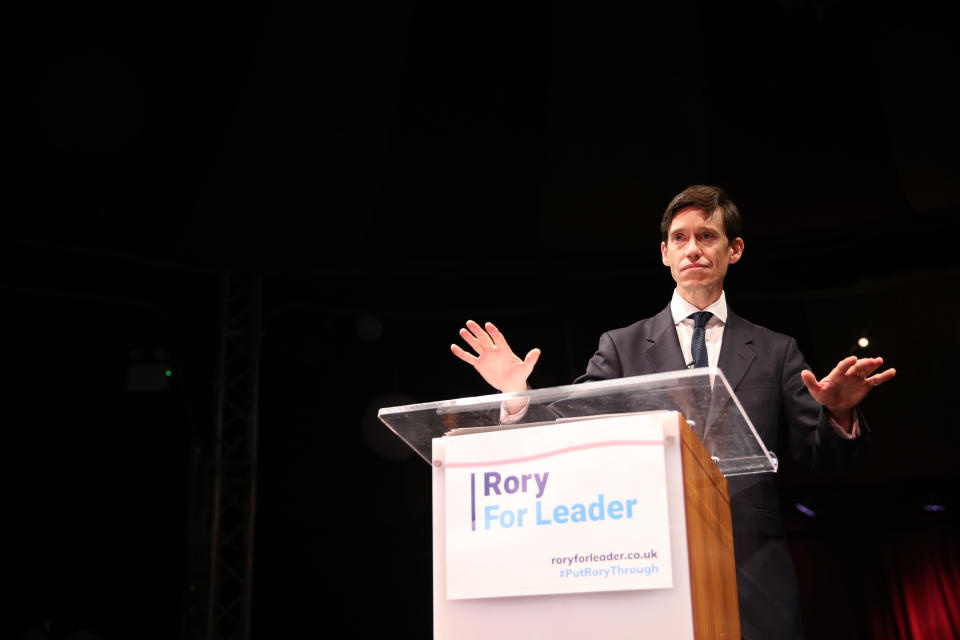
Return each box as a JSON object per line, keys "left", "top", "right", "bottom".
{"left": 573, "top": 332, "right": 624, "bottom": 384}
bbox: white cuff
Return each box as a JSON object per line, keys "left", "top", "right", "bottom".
{"left": 828, "top": 412, "right": 860, "bottom": 440}
{"left": 499, "top": 400, "right": 530, "bottom": 425}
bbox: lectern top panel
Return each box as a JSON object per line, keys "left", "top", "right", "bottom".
{"left": 377, "top": 368, "right": 777, "bottom": 476}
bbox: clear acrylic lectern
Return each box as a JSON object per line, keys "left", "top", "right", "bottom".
{"left": 379, "top": 368, "right": 777, "bottom": 476}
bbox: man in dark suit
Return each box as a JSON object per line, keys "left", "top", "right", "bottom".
{"left": 451, "top": 185, "right": 896, "bottom": 639}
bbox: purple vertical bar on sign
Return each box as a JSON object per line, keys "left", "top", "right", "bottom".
{"left": 470, "top": 473, "right": 476, "bottom": 531}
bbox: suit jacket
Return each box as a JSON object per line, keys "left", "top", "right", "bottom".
{"left": 573, "top": 304, "right": 868, "bottom": 640}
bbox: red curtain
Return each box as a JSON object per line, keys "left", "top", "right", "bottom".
{"left": 869, "top": 527, "right": 960, "bottom": 640}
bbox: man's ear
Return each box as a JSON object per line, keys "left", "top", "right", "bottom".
{"left": 728, "top": 237, "right": 744, "bottom": 264}
{"left": 660, "top": 241, "right": 670, "bottom": 266}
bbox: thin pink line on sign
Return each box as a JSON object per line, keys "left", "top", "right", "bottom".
{"left": 444, "top": 439, "right": 662, "bottom": 468}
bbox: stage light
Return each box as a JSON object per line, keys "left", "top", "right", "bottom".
{"left": 923, "top": 504, "right": 946, "bottom": 512}
{"left": 857, "top": 337, "right": 869, "bottom": 348}
{"left": 794, "top": 503, "right": 816, "bottom": 518}
{"left": 165, "top": 369, "right": 172, "bottom": 377}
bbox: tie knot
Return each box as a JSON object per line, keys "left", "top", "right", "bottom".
{"left": 689, "top": 311, "right": 713, "bottom": 329}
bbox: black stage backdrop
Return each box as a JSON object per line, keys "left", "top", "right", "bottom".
{"left": 4, "top": 2, "right": 959, "bottom": 638}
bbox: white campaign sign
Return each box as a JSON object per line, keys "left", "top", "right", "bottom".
{"left": 442, "top": 413, "right": 673, "bottom": 600}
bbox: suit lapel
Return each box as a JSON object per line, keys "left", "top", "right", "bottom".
{"left": 644, "top": 305, "right": 687, "bottom": 373}
{"left": 718, "top": 309, "right": 755, "bottom": 390}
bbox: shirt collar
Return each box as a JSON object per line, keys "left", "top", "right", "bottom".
{"left": 670, "top": 289, "right": 728, "bottom": 325}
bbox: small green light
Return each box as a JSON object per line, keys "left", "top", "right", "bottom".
{"left": 165, "top": 369, "right": 172, "bottom": 377}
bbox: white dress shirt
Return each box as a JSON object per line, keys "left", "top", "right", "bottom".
{"left": 670, "top": 289, "right": 727, "bottom": 369}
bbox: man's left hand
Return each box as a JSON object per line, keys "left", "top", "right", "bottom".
{"left": 801, "top": 356, "right": 896, "bottom": 430}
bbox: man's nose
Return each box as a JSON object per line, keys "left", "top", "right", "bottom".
{"left": 683, "top": 237, "right": 702, "bottom": 257}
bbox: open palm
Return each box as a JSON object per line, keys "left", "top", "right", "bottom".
{"left": 450, "top": 320, "right": 540, "bottom": 393}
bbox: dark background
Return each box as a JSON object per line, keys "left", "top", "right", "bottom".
{"left": 4, "top": 1, "right": 958, "bottom": 638}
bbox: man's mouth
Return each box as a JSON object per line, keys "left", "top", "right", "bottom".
{"left": 681, "top": 264, "right": 708, "bottom": 271}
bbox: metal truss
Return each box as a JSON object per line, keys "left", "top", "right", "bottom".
{"left": 206, "top": 272, "right": 263, "bottom": 640}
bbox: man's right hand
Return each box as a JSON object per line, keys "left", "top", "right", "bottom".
{"left": 450, "top": 320, "right": 540, "bottom": 393}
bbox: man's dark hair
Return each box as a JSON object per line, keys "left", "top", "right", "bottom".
{"left": 660, "top": 185, "right": 743, "bottom": 243}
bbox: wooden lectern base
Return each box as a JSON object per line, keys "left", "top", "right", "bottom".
{"left": 679, "top": 416, "right": 741, "bottom": 639}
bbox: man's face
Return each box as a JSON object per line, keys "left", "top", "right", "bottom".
{"left": 660, "top": 206, "right": 744, "bottom": 300}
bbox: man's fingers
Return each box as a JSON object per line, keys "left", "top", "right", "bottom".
{"left": 845, "top": 357, "right": 884, "bottom": 378}
{"left": 524, "top": 348, "right": 541, "bottom": 367}
{"left": 866, "top": 368, "right": 897, "bottom": 387}
{"left": 833, "top": 355, "right": 858, "bottom": 377}
{"left": 853, "top": 359, "right": 884, "bottom": 379}
{"left": 485, "top": 322, "right": 509, "bottom": 349}
{"left": 450, "top": 343, "right": 478, "bottom": 364}
{"left": 800, "top": 369, "right": 822, "bottom": 392}
{"left": 465, "top": 319, "right": 495, "bottom": 349}
{"left": 459, "top": 327, "right": 485, "bottom": 353}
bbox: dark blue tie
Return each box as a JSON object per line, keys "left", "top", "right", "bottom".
{"left": 689, "top": 311, "right": 712, "bottom": 369}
